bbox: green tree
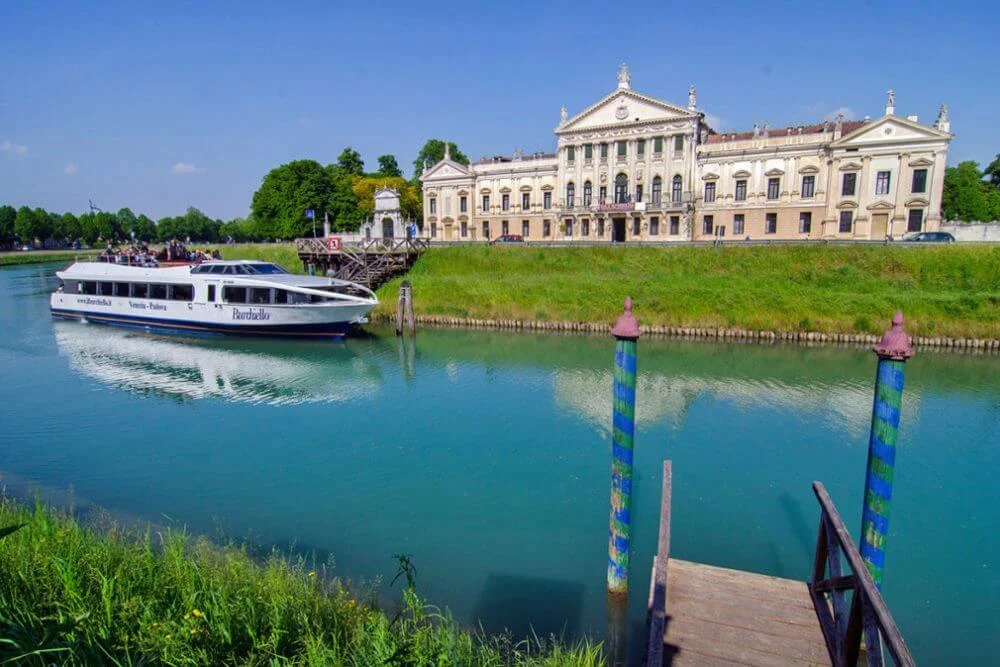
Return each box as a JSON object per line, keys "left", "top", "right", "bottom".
{"left": 116, "top": 208, "right": 137, "bottom": 239}
{"left": 0, "top": 205, "right": 17, "bottom": 245}
{"left": 133, "top": 214, "right": 156, "bottom": 241}
{"left": 326, "top": 166, "right": 364, "bottom": 232}
{"left": 984, "top": 154, "right": 1000, "bottom": 188}
{"left": 942, "top": 161, "right": 991, "bottom": 221}
{"left": 14, "top": 207, "right": 49, "bottom": 245}
{"left": 251, "top": 160, "right": 334, "bottom": 239}
{"left": 55, "top": 212, "right": 81, "bottom": 241}
{"left": 336, "top": 147, "right": 365, "bottom": 177}
{"left": 412, "top": 139, "right": 469, "bottom": 178}
{"left": 376, "top": 154, "right": 403, "bottom": 178}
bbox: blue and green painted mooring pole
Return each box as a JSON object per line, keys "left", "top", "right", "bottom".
{"left": 860, "top": 311, "right": 913, "bottom": 590}
{"left": 608, "top": 297, "right": 640, "bottom": 596}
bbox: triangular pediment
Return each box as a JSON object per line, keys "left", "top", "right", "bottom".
{"left": 867, "top": 200, "right": 896, "bottom": 211}
{"left": 557, "top": 89, "right": 697, "bottom": 134}
{"left": 833, "top": 115, "right": 951, "bottom": 147}
{"left": 421, "top": 159, "right": 472, "bottom": 182}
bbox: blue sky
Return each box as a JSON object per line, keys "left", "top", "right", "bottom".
{"left": 1, "top": 0, "right": 995, "bottom": 220}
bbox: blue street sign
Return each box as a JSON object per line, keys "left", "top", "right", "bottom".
{"left": 305, "top": 209, "right": 315, "bottom": 219}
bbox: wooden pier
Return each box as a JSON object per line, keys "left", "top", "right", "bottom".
{"left": 646, "top": 461, "right": 915, "bottom": 666}
{"left": 294, "top": 237, "right": 427, "bottom": 289}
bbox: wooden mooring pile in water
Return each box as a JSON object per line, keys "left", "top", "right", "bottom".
{"left": 294, "top": 237, "right": 427, "bottom": 289}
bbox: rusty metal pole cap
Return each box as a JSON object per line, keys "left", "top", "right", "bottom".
{"left": 873, "top": 311, "right": 914, "bottom": 361}
{"left": 612, "top": 297, "right": 640, "bottom": 340}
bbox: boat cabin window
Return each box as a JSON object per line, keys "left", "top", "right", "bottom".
{"left": 274, "top": 289, "right": 310, "bottom": 304}
{"left": 171, "top": 284, "right": 194, "bottom": 301}
{"left": 223, "top": 286, "right": 248, "bottom": 303}
{"left": 207, "top": 285, "right": 216, "bottom": 302}
{"left": 114, "top": 282, "right": 130, "bottom": 297}
{"left": 244, "top": 263, "right": 289, "bottom": 275}
{"left": 149, "top": 284, "right": 168, "bottom": 300}
{"left": 133, "top": 283, "right": 148, "bottom": 298}
{"left": 98, "top": 282, "right": 114, "bottom": 296}
{"left": 80, "top": 281, "right": 98, "bottom": 295}
{"left": 210, "top": 265, "right": 227, "bottom": 274}
{"left": 250, "top": 288, "right": 271, "bottom": 304}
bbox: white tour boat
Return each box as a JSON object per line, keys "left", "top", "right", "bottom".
{"left": 50, "top": 259, "right": 378, "bottom": 339}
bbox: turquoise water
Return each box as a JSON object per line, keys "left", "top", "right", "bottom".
{"left": 1, "top": 262, "right": 998, "bottom": 664}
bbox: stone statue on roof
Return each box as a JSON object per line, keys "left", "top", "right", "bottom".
{"left": 753, "top": 122, "right": 760, "bottom": 138}
{"left": 560, "top": 105, "right": 567, "bottom": 125}
{"left": 617, "top": 63, "right": 630, "bottom": 89}
{"left": 688, "top": 85, "right": 696, "bottom": 110}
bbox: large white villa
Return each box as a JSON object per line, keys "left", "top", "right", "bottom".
{"left": 420, "top": 65, "right": 953, "bottom": 242}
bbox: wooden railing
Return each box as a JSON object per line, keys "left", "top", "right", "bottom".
{"left": 809, "top": 482, "right": 915, "bottom": 667}
{"left": 646, "top": 460, "right": 671, "bottom": 667}
{"left": 294, "top": 237, "right": 428, "bottom": 256}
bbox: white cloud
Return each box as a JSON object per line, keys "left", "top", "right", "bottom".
{"left": 823, "top": 107, "right": 856, "bottom": 122}
{"left": 703, "top": 114, "right": 724, "bottom": 131}
{"left": 171, "top": 161, "right": 206, "bottom": 175}
{"left": 64, "top": 162, "right": 78, "bottom": 175}
{"left": 0, "top": 139, "right": 28, "bottom": 157}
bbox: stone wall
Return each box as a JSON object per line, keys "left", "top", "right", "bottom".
{"left": 941, "top": 221, "right": 1000, "bottom": 241}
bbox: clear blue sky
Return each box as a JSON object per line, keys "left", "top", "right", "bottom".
{"left": 1, "top": 0, "right": 995, "bottom": 221}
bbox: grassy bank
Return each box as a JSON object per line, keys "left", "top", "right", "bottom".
{"left": 223, "top": 243, "right": 1000, "bottom": 339}
{"left": 0, "top": 250, "right": 98, "bottom": 267}
{"left": 0, "top": 498, "right": 601, "bottom": 665}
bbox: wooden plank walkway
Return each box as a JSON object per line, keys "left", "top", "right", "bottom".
{"left": 658, "top": 559, "right": 829, "bottom": 666}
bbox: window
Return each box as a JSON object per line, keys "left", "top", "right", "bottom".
{"left": 149, "top": 284, "right": 168, "bottom": 300}
{"left": 566, "top": 183, "right": 575, "bottom": 207}
{"left": 617, "top": 141, "right": 627, "bottom": 157}
{"left": 614, "top": 173, "right": 628, "bottom": 203}
{"left": 223, "top": 286, "right": 247, "bottom": 303}
{"left": 597, "top": 219, "right": 605, "bottom": 237}
{"left": 637, "top": 139, "right": 645, "bottom": 156}
{"left": 839, "top": 210, "right": 853, "bottom": 233}
{"left": 461, "top": 221, "right": 468, "bottom": 238}
{"left": 703, "top": 215, "right": 714, "bottom": 235}
{"left": 583, "top": 181, "right": 592, "bottom": 205}
{"left": 584, "top": 144, "right": 593, "bottom": 160}
{"left": 249, "top": 287, "right": 270, "bottom": 304}
{"left": 581, "top": 218, "right": 590, "bottom": 236}
{"left": 632, "top": 217, "right": 640, "bottom": 235}
{"left": 207, "top": 285, "right": 216, "bottom": 302}
{"left": 911, "top": 169, "right": 928, "bottom": 194}
{"left": 842, "top": 172, "right": 857, "bottom": 196}
{"left": 653, "top": 136, "right": 663, "bottom": 153}
{"left": 671, "top": 175, "right": 682, "bottom": 203}
{"left": 733, "top": 214, "right": 745, "bottom": 235}
{"left": 114, "top": 282, "right": 130, "bottom": 297}
{"left": 765, "top": 213, "right": 777, "bottom": 234}
{"left": 501, "top": 220, "right": 509, "bottom": 235}
{"left": 652, "top": 176, "right": 662, "bottom": 203}
{"left": 801, "top": 175, "right": 815, "bottom": 198}
{"left": 483, "top": 221, "right": 490, "bottom": 238}
{"left": 522, "top": 220, "right": 530, "bottom": 236}
{"left": 767, "top": 177, "right": 780, "bottom": 200}
{"left": 98, "top": 282, "right": 113, "bottom": 296}
{"left": 172, "top": 284, "right": 194, "bottom": 301}
{"left": 635, "top": 184, "right": 643, "bottom": 203}
{"left": 735, "top": 179, "right": 747, "bottom": 201}
{"left": 482, "top": 195, "right": 490, "bottom": 212}
{"left": 650, "top": 216, "right": 659, "bottom": 235}
{"left": 799, "top": 212, "right": 812, "bottom": 234}
{"left": 704, "top": 182, "right": 716, "bottom": 203}
{"left": 566, "top": 146, "right": 575, "bottom": 162}
{"left": 543, "top": 219, "right": 551, "bottom": 237}
{"left": 132, "top": 283, "right": 147, "bottom": 298}
{"left": 599, "top": 186, "right": 607, "bottom": 203}
{"left": 460, "top": 196, "right": 467, "bottom": 212}
{"left": 544, "top": 192, "right": 552, "bottom": 209}
{"left": 669, "top": 216, "right": 680, "bottom": 235}
{"left": 674, "top": 135, "right": 684, "bottom": 151}
{"left": 502, "top": 194, "right": 510, "bottom": 211}
{"left": 564, "top": 219, "right": 573, "bottom": 236}
{"left": 522, "top": 192, "right": 530, "bottom": 211}
{"left": 600, "top": 143, "right": 608, "bottom": 159}
{"left": 80, "top": 281, "right": 97, "bottom": 295}
{"left": 429, "top": 198, "right": 436, "bottom": 214}
{"left": 875, "top": 171, "right": 891, "bottom": 196}
{"left": 430, "top": 222, "right": 437, "bottom": 238}
{"left": 907, "top": 208, "right": 923, "bottom": 232}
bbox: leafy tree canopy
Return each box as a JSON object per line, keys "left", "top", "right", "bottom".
{"left": 0, "top": 205, "right": 17, "bottom": 243}
{"left": 336, "top": 147, "right": 365, "bottom": 177}
{"left": 251, "top": 160, "right": 335, "bottom": 239}
{"left": 942, "top": 161, "right": 1000, "bottom": 222}
{"left": 376, "top": 154, "right": 403, "bottom": 178}
{"left": 412, "top": 139, "right": 468, "bottom": 178}
{"left": 984, "top": 153, "right": 1000, "bottom": 188}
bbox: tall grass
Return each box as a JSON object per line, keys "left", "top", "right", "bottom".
{"left": 0, "top": 250, "right": 99, "bottom": 267}
{"left": 0, "top": 497, "right": 602, "bottom": 665}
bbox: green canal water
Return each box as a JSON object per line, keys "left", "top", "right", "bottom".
{"left": 1, "top": 262, "right": 998, "bottom": 664}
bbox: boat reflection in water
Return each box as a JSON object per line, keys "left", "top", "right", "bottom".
{"left": 53, "top": 321, "right": 381, "bottom": 406}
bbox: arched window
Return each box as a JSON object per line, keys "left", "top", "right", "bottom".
{"left": 566, "top": 182, "right": 575, "bottom": 207}
{"left": 671, "top": 175, "right": 683, "bottom": 203}
{"left": 652, "top": 176, "right": 662, "bottom": 204}
{"left": 583, "top": 181, "right": 592, "bottom": 206}
{"left": 614, "top": 173, "right": 629, "bottom": 203}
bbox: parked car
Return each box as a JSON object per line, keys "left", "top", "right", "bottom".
{"left": 20, "top": 244, "right": 32, "bottom": 251}
{"left": 489, "top": 234, "right": 525, "bottom": 245}
{"left": 901, "top": 231, "right": 956, "bottom": 243}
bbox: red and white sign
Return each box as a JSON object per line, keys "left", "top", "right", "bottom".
{"left": 326, "top": 236, "right": 341, "bottom": 251}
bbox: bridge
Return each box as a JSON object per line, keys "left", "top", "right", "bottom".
{"left": 646, "top": 461, "right": 914, "bottom": 666}
{"left": 294, "top": 237, "right": 427, "bottom": 289}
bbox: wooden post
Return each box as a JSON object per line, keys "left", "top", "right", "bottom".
{"left": 396, "top": 280, "right": 414, "bottom": 337}
{"left": 607, "top": 297, "right": 639, "bottom": 596}
{"left": 405, "top": 281, "right": 415, "bottom": 337}
{"left": 860, "top": 311, "right": 913, "bottom": 590}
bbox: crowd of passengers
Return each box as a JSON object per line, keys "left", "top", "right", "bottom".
{"left": 97, "top": 241, "right": 222, "bottom": 266}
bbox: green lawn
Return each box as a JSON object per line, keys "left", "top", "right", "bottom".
{"left": 225, "top": 243, "right": 1000, "bottom": 339}
{"left": 0, "top": 498, "right": 601, "bottom": 665}
{"left": 0, "top": 250, "right": 97, "bottom": 267}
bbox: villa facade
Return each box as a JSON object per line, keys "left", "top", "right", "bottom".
{"left": 420, "top": 66, "right": 953, "bottom": 242}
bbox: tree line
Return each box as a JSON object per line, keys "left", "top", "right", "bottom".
{"left": 1, "top": 139, "right": 469, "bottom": 248}
{"left": 942, "top": 154, "right": 1000, "bottom": 222}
